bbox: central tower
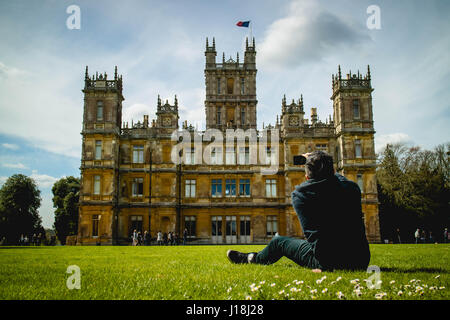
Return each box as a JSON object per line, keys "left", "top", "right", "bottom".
{"left": 204, "top": 37, "right": 257, "bottom": 130}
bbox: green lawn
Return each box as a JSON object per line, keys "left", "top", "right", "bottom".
{"left": 0, "top": 244, "right": 448, "bottom": 300}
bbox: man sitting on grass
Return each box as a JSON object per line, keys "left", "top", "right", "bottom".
{"left": 227, "top": 151, "right": 371, "bottom": 272}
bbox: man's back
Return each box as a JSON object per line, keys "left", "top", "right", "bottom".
{"left": 292, "top": 173, "right": 370, "bottom": 270}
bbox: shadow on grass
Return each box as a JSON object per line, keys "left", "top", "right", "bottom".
{"left": 380, "top": 267, "right": 449, "bottom": 274}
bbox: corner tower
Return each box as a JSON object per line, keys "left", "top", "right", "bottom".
{"left": 78, "top": 66, "right": 124, "bottom": 245}
{"left": 204, "top": 37, "right": 257, "bottom": 130}
{"left": 331, "top": 65, "right": 380, "bottom": 243}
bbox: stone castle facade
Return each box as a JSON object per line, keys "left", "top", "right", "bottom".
{"left": 77, "top": 37, "right": 381, "bottom": 245}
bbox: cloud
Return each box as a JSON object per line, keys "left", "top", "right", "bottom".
{"left": 2, "top": 162, "right": 28, "bottom": 169}
{"left": 0, "top": 61, "right": 29, "bottom": 79}
{"left": 375, "top": 133, "right": 412, "bottom": 153}
{"left": 1, "top": 143, "right": 19, "bottom": 150}
{"left": 258, "top": 0, "right": 370, "bottom": 70}
{"left": 0, "top": 176, "right": 7, "bottom": 186}
{"left": 30, "top": 170, "right": 59, "bottom": 189}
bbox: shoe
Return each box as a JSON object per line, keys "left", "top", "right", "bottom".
{"left": 227, "top": 250, "right": 258, "bottom": 264}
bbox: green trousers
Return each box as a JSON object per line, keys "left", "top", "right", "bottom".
{"left": 254, "top": 236, "right": 322, "bottom": 269}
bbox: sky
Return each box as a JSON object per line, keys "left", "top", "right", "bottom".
{"left": 0, "top": 0, "right": 449, "bottom": 228}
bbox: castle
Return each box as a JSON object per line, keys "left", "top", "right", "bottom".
{"left": 77, "top": 37, "right": 381, "bottom": 244}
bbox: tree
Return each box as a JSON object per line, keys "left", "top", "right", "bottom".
{"left": 0, "top": 174, "right": 43, "bottom": 244}
{"left": 377, "top": 142, "right": 450, "bottom": 242}
{"left": 52, "top": 176, "right": 80, "bottom": 245}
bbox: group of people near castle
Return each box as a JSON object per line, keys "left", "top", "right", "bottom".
{"left": 413, "top": 228, "right": 449, "bottom": 244}
{"left": 131, "top": 228, "right": 189, "bottom": 246}
{"left": 19, "top": 233, "right": 44, "bottom": 246}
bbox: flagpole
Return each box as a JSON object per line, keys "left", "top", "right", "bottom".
{"left": 249, "top": 20, "right": 252, "bottom": 43}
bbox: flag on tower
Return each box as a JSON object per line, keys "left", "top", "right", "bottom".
{"left": 236, "top": 21, "right": 250, "bottom": 27}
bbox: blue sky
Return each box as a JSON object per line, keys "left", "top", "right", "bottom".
{"left": 0, "top": 0, "right": 449, "bottom": 228}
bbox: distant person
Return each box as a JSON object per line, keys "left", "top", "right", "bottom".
{"left": 396, "top": 228, "right": 401, "bottom": 244}
{"left": 168, "top": 232, "right": 173, "bottom": 245}
{"left": 183, "top": 228, "right": 188, "bottom": 245}
{"left": 444, "top": 228, "right": 448, "bottom": 244}
{"left": 143, "top": 231, "right": 149, "bottom": 245}
{"left": 429, "top": 231, "right": 434, "bottom": 244}
{"left": 32, "top": 234, "right": 36, "bottom": 246}
{"left": 132, "top": 229, "right": 138, "bottom": 246}
{"left": 157, "top": 231, "right": 163, "bottom": 245}
{"left": 163, "top": 232, "right": 168, "bottom": 245}
{"left": 37, "top": 233, "right": 42, "bottom": 246}
{"left": 227, "top": 151, "right": 370, "bottom": 271}
{"left": 20, "top": 234, "right": 24, "bottom": 246}
{"left": 414, "top": 229, "right": 420, "bottom": 244}
{"left": 174, "top": 233, "right": 179, "bottom": 245}
{"left": 420, "top": 230, "right": 426, "bottom": 244}
{"left": 138, "top": 232, "right": 143, "bottom": 246}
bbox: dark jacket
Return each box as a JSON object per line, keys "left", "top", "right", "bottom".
{"left": 291, "top": 173, "right": 370, "bottom": 270}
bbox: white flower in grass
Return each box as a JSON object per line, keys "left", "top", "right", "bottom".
{"left": 336, "top": 291, "right": 345, "bottom": 299}
{"left": 270, "top": 283, "right": 276, "bottom": 287}
{"left": 259, "top": 281, "right": 266, "bottom": 285}
{"left": 390, "top": 280, "right": 396, "bottom": 285}
{"left": 435, "top": 275, "right": 440, "bottom": 279}
{"left": 310, "top": 289, "right": 317, "bottom": 294}
{"left": 410, "top": 279, "right": 416, "bottom": 283}
{"left": 227, "top": 287, "right": 232, "bottom": 293}
{"left": 245, "top": 295, "right": 252, "bottom": 300}
{"left": 397, "top": 291, "right": 403, "bottom": 296}
{"left": 350, "top": 279, "right": 359, "bottom": 284}
{"left": 354, "top": 289, "right": 362, "bottom": 297}
{"left": 375, "top": 292, "right": 387, "bottom": 299}
{"left": 278, "top": 290, "right": 285, "bottom": 295}
{"left": 336, "top": 276, "right": 342, "bottom": 282}
{"left": 290, "top": 287, "right": 299, "bottom": 293}
{"left": 322, "top": 288, "right": 328, "bottom": 294}
{"left": 439, "top": 287, "right": 445, "bottom": 290}
{"left": 285, "top": 283, "right": 291, "bottom": 287}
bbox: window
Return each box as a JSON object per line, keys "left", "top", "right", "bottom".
{"left": 96, "top": 101, "right": 103, "bottom": 121}
{"left": 211, "top": 147, "right": 222, "bottom": 165}
{"left": 211, "top": 179, "right": 222, "bottom": 197}
{"left": 266, "top": 146, "right": 273, "bottom": 164}
{"left": 185, "top": 216, "right": 196, "bottom": 238}
{"left": 238, "top": 147, "right": 250, "bottom": 165}
{"left": 266, "top": 215, "right": 278, "bottom": 237}
{"left": 211, "top": 216, "right": 222, "bottom": 237}
{"left": 266, "top": 179, "right": 277, "bottom": 198}
{"left": 357, "top": 173, "right": 364, "bottom": 192}
{"left": 240, "top": 216, "right": 250, "bottom": 237}
{"left": 93, "top": 175, "right": 101, "bottom": 195}
{"left": 355, "top": 139, "right": 362, "bottom": 158}
{"left": 92, "top": 215, "right": 100, "bottom": 237}
{"left": 225, "top": 179, "right": 236, "bottom": 197}
{"left": 241, "top": 108, "right": 246, "bottom": 125}
{"left": 216, "top": 107, "right": 221, "bottom": 125}
{"left": 225, "top": 147, "right": 235, "bottom": 165}
{"left": 239, "top": 179, "right": 250, "bottom": 197}
{"left": 217, "top": 78, "right": 221, "bottom": 94}
{"left": 132, "top": 178, "right": 144, "bottom": 197}
{"left": 133, "top": 145, "right": 144, "bottom": 163}
{"left": 240, "top": 78, "right": 245, "bottom": 94}
{"left": 353, "top": 99, "right": 360, "bottom": 119}
{"left": 186, "top": 147, "right": 195, "bottom": 165}
{"left": 185, "top": 179, "right": 196, "bottom": 198}
{"left": 95, "top": 140, "right": 102, "bottom": 160}
{"left": 315, "top": 144, "right": 327, "bottom": 152}
{"left": 227, "top": 78, "right": 234, "bottom": 94}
